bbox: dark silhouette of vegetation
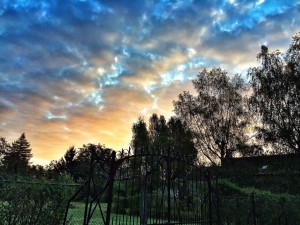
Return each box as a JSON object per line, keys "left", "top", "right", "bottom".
{"left": 47, "top": 143, "right": 113, "bottom": 182}
{"left": 130, "top": 114, "right": 197, "bottom": 162}
{"left": 174, "top": 68, "right": 255, "bottom": 165}
{"left": 130, "top": 117, "right": 150, "bottom": 155}
{"left": 2, "top": 133, "right": 32, "bottom": 175}
{"left": 249, "top": 33, "right": 300, "bottom": 156}
{"left": 0, "top": 137, "right": 9, "bottom": 167}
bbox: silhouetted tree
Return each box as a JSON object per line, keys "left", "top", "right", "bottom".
{"left": 148, "top": 114, "right": 169, "bottom": 153}
{"left": 47, "top": 143, "right": 113, "bottom": 181}
{"left": 74, "top": 143, "right": 113, "bottom": 180}
{"left": 130, "top": 117, "right": 150, "bottom": 155}
{"left": 174, "top": 68, "right": 251, "bottom": 165}
{"left": 3, "top": 133, "right": 32, "bottom": 174}
{"left": 63, "top": 146, "right": 77, "bottom": 178}
{"left": 167, "top": 116, "right": 198, "bottom": 162}
{"left": 249, "top": 33, "right": 300, "bottom": 156}
{"left": 0, "top": 137, "right": 10, "bottom": 167}
{"left": 130, "top": 114, "right": 198, "bottom": 162}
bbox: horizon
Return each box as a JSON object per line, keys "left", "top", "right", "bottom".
{"left": 0, "top": 0, "right": 300, "bottom": 166}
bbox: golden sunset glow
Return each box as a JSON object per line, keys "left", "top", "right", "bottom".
{"left": 0, "top": 1, "right": 299, "bottom": 165}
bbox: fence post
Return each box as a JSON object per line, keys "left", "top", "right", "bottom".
{"left": 105, "top": 151, "right": 117, "bottom": 225}
{"left": 140, "top": 170, "right": 148, "bottom": 225}
{"left": 251, "top": 192, "right": 257, "bottom": 225}
{"left": 282, "top": 197, "right": 288, "bottom": 225}
{"left": 216, "top": 175, "right": 221, "bottom": 225}
{"left": 83, "top": 146, "right": 96, "bottom": 225}
{"left": 207, "top": 170, "right": 213, "bottom": 225}
{"left": 167, "top": 146, "right": 171, "bottom": 224}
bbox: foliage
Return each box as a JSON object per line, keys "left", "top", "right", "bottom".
{"left": 249, "top": 33, "right": 300, "bottom": 156}
{"left": 0, "top": 137, "right": 10, "bottom": 167}
{"left": 2, "top": 133, "right": 32, "bottom": 174}
{"left": 174, "top": 68, "right": 252, "bottom": 165}
{"left": 130, "top": 114, "right": 197, "bottom": 162}
{"left": 218, "top": 179, "right": 300, "bottom": 225}
{"left": 130, "top": 117, "right": 150, "bottom": 155}
{"left": 0, "top": 175, "right": 75, "bottom": 225}
{"left": 148, "top": 114, "right": 169, "bottom": 153}
{"left": 167, "top": 116, "right": 197, "bottom": 162}
{"left": 47, "top": 143, "right": 113, "bottom": 182}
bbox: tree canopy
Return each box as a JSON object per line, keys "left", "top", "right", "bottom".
{"left": 174, "top": 68, "right": 252, "bottom": 165}
{"left": 2, "top": 133, "right": 32, "bottom": 173}
{"left": 249, "top": 33, "right": 300, "bottom": 156}
{"left": 130, "top": 114, "right": 197, "bottom": 162}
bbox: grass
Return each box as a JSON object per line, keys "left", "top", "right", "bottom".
{"left": 67, "top": 202, "right": 142, "bottom": 225}
{"left": 67, "top": 201, "right": 207, "bottom": 225}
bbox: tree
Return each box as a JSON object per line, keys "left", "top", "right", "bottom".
{"left": 0, "top": 137, "right": 10, "bottom": 167}
{"left": 174, "top": 68, "right": 250, "bottom": 165}
{"left": 63, "top": 146, "right": 77, "bottom": 179}
{"left": 3, "top": 133, "right": 32, "bottom": 173}
{"left": 249, "top": 33, "right": 300, "bottom": 156}
{"left": 167, "top": 116, "right": 198, "bottom": 162}
{"left": 47, "top": 146, "right": 78, "bottom": 180}
{"left": 130, "top": 114, "right": 198, "bottom": 162}
{"left": 47, "top": 143, "right": 113, "bottom": 181}
{"left": 148, "top": 114, "right": 169, "bottom": 153}
{"left": 130, "top": 117, "right": 150, "bottom": 155}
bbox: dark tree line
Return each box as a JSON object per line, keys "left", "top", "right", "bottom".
{"left": 0, "top": 133, "right": 32, "bottom": 175}
{"left": 249, "top": 34, "right": 300, "bottom": 157}
{"left": 130, "top": 114, "right": 197, "bottom": 162}
{"left": 173, "top": 68, "right": 256, "bottom": 165}
{"left": 172, "top": 33, "right": 300, "bottom": 165}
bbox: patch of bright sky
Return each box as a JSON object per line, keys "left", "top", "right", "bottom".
{"left": 104, "top": 57, "right": 123, "bottom": 86}
{"left": 87, "top": 90, "right": 103, "bottom": 106}
{"left": 45, "top": 111, "right": 67, "bottom": 120}
{"left": 161, "top": 56, "right": 218, "bottom": 86}
{"left": 151, "top": 0, "right": 193, "bottom": 20}
{"left": 219, "top": 0, "right": 296, "bottom": 32}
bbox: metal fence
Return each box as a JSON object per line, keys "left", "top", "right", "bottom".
{"left": 1, "top": 150, "right": 299, "bottom": 225}
{"left": 64, "top": 148, "right": 219, "bottom": 225}
{"left": 64, "top": 149, "right": 300, "bottom": 225}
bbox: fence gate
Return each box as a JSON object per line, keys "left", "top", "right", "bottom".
{"left": 64, "top": 148, "right": 219, "bottom": 225}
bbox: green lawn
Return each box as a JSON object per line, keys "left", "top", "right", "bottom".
{"left": 67, "top": 202, "right": 142, "bottom": 225}
{"left": 67, "top": 202, "right": 204, "bottom": 225}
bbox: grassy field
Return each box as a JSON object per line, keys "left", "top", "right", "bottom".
{"left": 67, "top": 202, "right": 142, "bottom": 225}
{"left": 67, "top": 202, "right": 204, "bottom": 225}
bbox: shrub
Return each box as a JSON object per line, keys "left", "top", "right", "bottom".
{"left": 0, "top": 175, "right": 75, "bottom": 225}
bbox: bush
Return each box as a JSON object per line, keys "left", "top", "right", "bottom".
{"left": 0, "top": 175, "right": 75, "bottom": 225}
{"left": 218, "top": 179, "right": 300, "bottom": 225}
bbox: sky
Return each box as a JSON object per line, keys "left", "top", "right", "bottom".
{"left": 0, "top": 0, "right": 299, "bottom": 165}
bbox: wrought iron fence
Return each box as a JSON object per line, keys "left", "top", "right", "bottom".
{"left": 1, "top": 150, "right": 299, "bottom": 225}
{"left": 64, "top": 148, "right": 219, "bottom": 225}
{"left": 64, "top": 149, "right": 300, "bottom": 225}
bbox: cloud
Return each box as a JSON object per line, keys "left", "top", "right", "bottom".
{"left": 0, "top": 0, "right": 299, "bottom": 165}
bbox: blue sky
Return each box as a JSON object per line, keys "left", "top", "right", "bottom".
{"left": 0, "top": 0, "right": 299, "bottom": 165}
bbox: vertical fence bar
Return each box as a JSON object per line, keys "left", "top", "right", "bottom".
{"left": 105, "top": 151, "right": 117, "bottom": 225}
{"left": 167, "top": 147, "right": 171, "bottom": 224}
{"left": 140, "top": 171, "right": 147, "bottom": 225}
{"left": 83, "top": 147, "right": 95, "bottom": 225}
{"left": 216, "top": 175, "right": 221, "bottom": 225}
{"left": 207, "top": 170, "right": 213, "bottom": 225}
{"left": 251, "top": 192, "right": 257, "bottom": 225}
